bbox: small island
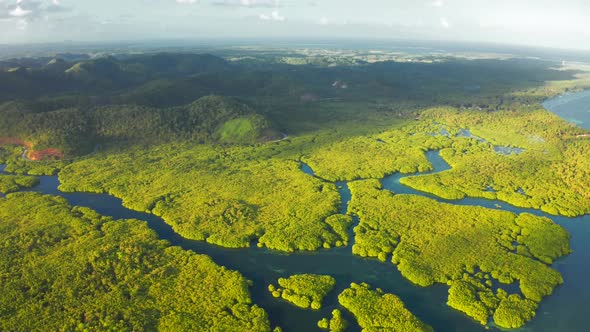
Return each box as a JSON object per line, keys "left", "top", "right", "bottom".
{"left": 268, "top": 274, "right": 336, "bottom": 310}
{"left": 318, "top": 309, "right": 348, "bottom": 332}
{"left": 338, "top": 282, "right": 433, "bottom": 332}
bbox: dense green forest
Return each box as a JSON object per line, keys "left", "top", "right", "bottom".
{"left": 0, "top": 95, "right": 277, "bottom": 157}
{"left": 57, "top": 143, "right": 348, "bottom": 251}
{"left": 1, "top": 50, "right": 590, "bottom": 331}
{"left": 51, "top": 104, "right": 589, "bottom": 254}
{"left": 399, "top": 108, "right": 590, "bottom": 216}
{"left": 0, "top": 193, "right": 270, "bottom": 331}
{"left": 0, "top": 174, "right": 38, "bottom": 194}
{"left": 347, "top": 180, "right": 571, "bottom": 328}
{"left": 1, "top": 51, "right": 588, "bottom": 158}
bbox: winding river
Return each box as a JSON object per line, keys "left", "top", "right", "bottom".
{"left": 2, "top": 92, "right": 590, "bottom": 331}
{"left": 1, "top": 150, "right": 588, "bottom": 332}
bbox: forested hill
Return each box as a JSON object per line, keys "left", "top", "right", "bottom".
{"left": 0, "top": 53, "right": 232, "bottom": 100}
{"left": 0, "top": 52, "right": 287, "bottom": 158}
{"left": 0, "top": 96, "right": 278, "bottom": 158}
{"left": 0, "top": 51, "right": 585, "bottom": 159}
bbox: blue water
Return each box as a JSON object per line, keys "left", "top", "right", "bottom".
{"left": 457, "top": 129, "right": 486, "bottom": 142}
{"left": 543, "top": 90, "right": 590, "bottom": 130}
{"left": 2, "top": 144, "right": 590, "bottom": 331}
{"left": 494, "top": 146, "right": 525, "bottom": 155}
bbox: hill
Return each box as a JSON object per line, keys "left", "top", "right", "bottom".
{"left": 0, "top": 53, "right": 232, "bottom": 101}
{"left": 0, "top": 95, "right": 277, "bottom": 158}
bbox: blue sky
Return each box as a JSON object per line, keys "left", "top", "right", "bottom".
{"left": 0, "top": 0, "right": 589, "bottom": 50}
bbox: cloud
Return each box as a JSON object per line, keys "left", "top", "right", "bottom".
{"left": 176, "top": 0, "right": 199, "bottom": 4}
{"left": 440, "top": 17, "right": 450, "bottom": 28}
{"left": 213, "top": 0, "right": 278, "bottom": 8}
{"left": 318, "top": 16, "right": 328, "bottom": 25}
{"left": 259, "top": 9, "right": 284, "bottom": 21}
{"left": 47, "top": 0, "right": 70, "bottom": 12}
{"left": 432, "top": 0, "right": 444, "bottom": 7}
{"left": 1, "top": 0, "right": 70, "bottom": 20}
{"left": 9, "top": 6, "right": 31, "bottom": 17}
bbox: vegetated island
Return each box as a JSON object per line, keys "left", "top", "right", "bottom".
{"left": 317, "top": 309, "right": 348, "bottom": 332}
{"left": 268, "top": 274, "right": 336, "bottom": 310}
{"left": 338, "top": 282, "right": 433, "bottom": 332}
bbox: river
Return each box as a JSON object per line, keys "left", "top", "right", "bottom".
{"left": 2, "top": 149, "right": 588, "bottom": 331}
{"left": 2, "top": 156, "right": 483, "bottom": 332}
{"left": 1, "top": 91, "right": 590, "bottom": 331}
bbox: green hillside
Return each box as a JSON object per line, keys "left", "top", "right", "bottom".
{"left": 0, "top": 95, "right": 276, "bottom": 158}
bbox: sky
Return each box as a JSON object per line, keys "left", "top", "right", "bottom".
{"left": 0, "top": 0, "right": 589, "bottom": 50}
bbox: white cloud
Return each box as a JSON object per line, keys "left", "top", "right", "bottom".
{"left": 176, "top": 0, "right": 198, "bottom": 3}
{"left": 1, "top": 0, "right": 70, "bottom": 20}
{"left": 259, "top": 9, "right": 284, "bottom": 21}
{"left": 9, "top": 6, "right": 31, "bottom": 17}
{"left": 318, "top": 16, "right": 328, "bottom": 25}
{"left": 432, "top": 0, "right": 444, "bottom": 7}
{"left": 440, "top": 17, "right": 450, "bottom": 28}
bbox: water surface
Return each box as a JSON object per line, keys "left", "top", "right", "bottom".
{"left": 543, "top": 90, "right": 590, "bottom": 130}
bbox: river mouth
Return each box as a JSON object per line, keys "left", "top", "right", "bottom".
{"left": 2, "top": 145, "right": 590, "bottom": 331}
